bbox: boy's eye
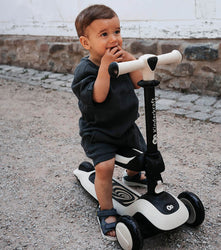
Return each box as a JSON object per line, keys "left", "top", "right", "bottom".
{"left": 101, "top": 32, "right": 108, "bottom": 37}
{"left": 115, "top": 30, "right": 120, "bottom": 34}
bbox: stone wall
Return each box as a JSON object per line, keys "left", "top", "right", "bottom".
{"left": 0, "top": 35, "right": 220, "bottom": 96}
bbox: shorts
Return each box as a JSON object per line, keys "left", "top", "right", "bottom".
{"left": 81, "top": 124, "right": 146, "bottom": 166}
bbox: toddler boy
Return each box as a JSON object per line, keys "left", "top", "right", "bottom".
{"left": 72, "top": 4, "right": 147, "bottom": 240}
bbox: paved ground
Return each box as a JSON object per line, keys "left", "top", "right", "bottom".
{"left": 0, "top": 65, "right": 221, "bottom": 250}
{"left": 0, "top": 64, "right": 221, "bottom": 124}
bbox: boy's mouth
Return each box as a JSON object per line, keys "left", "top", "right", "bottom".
{"left": 110, "top": 46, "right": 119, "bottom": 51}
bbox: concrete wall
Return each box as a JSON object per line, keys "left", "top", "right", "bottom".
{"left": 0, "top": 0, "right": 221, "bottom": 38}
{"left": 0, "top": 0, "right": 221, "bottom": 96}
{"left": 1, "top": 35, "right": 220, "bottom": 97}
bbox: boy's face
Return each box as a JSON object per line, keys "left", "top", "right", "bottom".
{"left": 80, "top": 16, "right": 123, "bottom": 65}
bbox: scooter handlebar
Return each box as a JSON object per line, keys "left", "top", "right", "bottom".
{"left": 157, "top": 50, "right": 182, "bottom": 66}
{"left": 108, "top": 59, "right": 144, "bottom": 78}
{"left": 108, "top": 50, "right": 182, "bottom": 78}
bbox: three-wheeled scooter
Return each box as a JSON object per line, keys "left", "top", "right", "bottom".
{"left": 74, "top": 50, "right": 205, "bottom": 250}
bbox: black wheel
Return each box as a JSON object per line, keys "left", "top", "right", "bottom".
{"left": 116, "top": 215, "right": 143, "bottom": 250}
{"left": 79, "top": 161, "right": 95, "bottom": 172}
{"left": 178, "top": 191, "right": 205, "bottom": 227}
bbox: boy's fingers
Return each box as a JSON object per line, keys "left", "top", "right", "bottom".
{"left": 115, "top": 56, "right": 123, "bottom": 62}
{"left": 115, "top": 50, "right": 124, "bottom": 59}
{"left": 110, "top": 46, "right": 120, "bottom": 54}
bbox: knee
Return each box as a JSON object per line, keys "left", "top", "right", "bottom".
{"left": 95, "top": 158, "right": 115, "bottom": 179}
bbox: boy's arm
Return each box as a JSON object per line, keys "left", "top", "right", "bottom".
{"left": 120, "top": 50, "right": 143, "bottom": 89}
{"left": 129, "top": 67, "right": 143, "bottom": 89}
{"left": 93, "top": 47, "right": 124, "bottom": 103}
{"left": 93, "top": 47, "right": 142, "bottom": 103}
{"left": 93, "top": 63, "right": 111, "bottom": 103}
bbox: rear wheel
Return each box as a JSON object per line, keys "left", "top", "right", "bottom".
{"left": 116, "top": 215, "right": 143, "bottom": 250}
{"left": 79, "top": 161, "right": 94, "bottom": 172}
{"left": 178, "top": 191, "right": 205, "bottom": 227}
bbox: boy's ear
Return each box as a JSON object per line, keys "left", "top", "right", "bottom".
{"left": 79, "top": 36, "right": 90, "bottom": 50}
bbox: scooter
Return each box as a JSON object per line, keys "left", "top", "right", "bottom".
{"left": 74, "top": 50, "right": 205, "bottom": 250}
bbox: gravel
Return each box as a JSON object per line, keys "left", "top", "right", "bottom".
{"left": 0, "top": 79, "right": 221, "bottom": 249}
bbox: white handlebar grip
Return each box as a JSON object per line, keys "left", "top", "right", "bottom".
{"left": 108, "top": 58, "right": 146, "bottom": 78}
{"left": 118, "top": 59, "right": 145, "bottom": 76}
{"left": 157, "top": 50, "right": 182, "bottom": 65}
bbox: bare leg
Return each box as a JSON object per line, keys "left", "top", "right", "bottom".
{"left": 95, "top": 158, "right": 116, "bottom": 237}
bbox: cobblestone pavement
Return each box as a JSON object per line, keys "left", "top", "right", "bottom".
{"left": 0, "top": 64, "right": 221, "bottom": 124}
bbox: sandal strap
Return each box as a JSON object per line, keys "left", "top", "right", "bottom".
{"left": 103, "top": 221, "right": 117, "bottom": 231}
{"left": 99, "top": 219, "right": 117, "bottom": 236}
{"left": 97, "top": 208, "right": 117, "bottom": 218}
{"left": 97, "top": 208, "right": 118, "bottom": 236}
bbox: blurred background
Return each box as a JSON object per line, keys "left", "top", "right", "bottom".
{"left": 0, "top": 0, "right": 221, "bottom": 96}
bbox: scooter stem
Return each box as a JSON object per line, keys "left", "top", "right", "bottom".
{"left": 138, "top": 80, "right": 159, "bottom": 153}
{"left": 138, "top": 79, "right": 165, "bottom": 194}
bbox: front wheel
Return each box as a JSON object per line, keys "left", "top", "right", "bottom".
{"left": 178, "top": 191, "right": 205, "bottom": 227}
{"left": 116, "top": 215, "right": 143, "bottom": 250}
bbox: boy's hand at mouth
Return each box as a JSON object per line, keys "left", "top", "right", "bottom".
{"left": 110, "top": 46, "right": 136, "bottom": 62}
{"left": 109, "top": 46, "right": 124, "bottom": 62}
{"left": 101, "top": 46, "right": 123, "bottom": 66}
{"left": 101, "top": 46, "right": 136, "bottom": 69}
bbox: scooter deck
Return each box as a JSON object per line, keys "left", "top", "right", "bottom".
{"left": 74, "top": 167, "right": 189, "bottom": 231}
{"left": 74, "top": 168, "right": 140, "bottom": 208}
{"left": 89, "top": 171, "right": 140, "bottom": 206}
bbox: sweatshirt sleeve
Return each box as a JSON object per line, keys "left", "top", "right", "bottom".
{"left": 71, "top": 60, "right": 97, "bottom": 105}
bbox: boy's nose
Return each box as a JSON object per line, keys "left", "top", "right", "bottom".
{"left": 109, "top": 34, "right": 117, "bottom": 42}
